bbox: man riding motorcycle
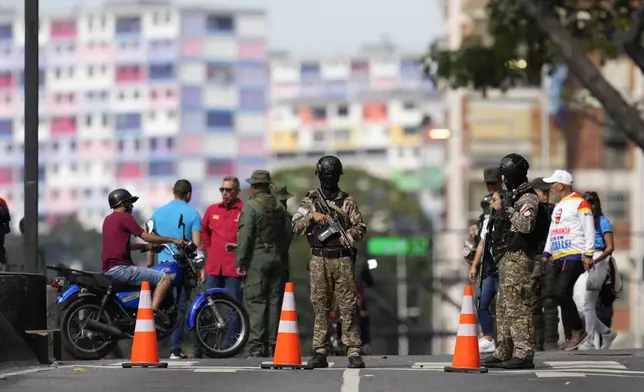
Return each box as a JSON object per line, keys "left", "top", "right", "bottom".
{"left": 101, "top": 188, "right": 188, "bottom": 326}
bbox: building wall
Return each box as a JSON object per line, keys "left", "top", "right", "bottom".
{"left": 0, "top": 4, "right": 268, "bottom": 230}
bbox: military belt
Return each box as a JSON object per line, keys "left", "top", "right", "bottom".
{"left": 311, "top": 248, "right": 353, "bottom": 259}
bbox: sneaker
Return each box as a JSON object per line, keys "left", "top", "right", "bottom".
{"left": 478, "top": 338, "right": 496, "bottom": 354}
{"left": 600, "top": 330, "right": 617, "bottom": 349}
{"left": 577, "top": 335, "right": 595, "bottom": 351}
{"left": 170, "top": 349, "right": 187, "bottom": 359}
{"left": 565, "top": 331, "right": 588, "bottom": 351}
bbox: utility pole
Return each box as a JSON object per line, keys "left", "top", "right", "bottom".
{"left": 635, "top": 149, "right": 644, "bottom": 349}
{"left": 540, "top": 66, "right": 551, "bottom": 172}
{"left": 24, "top": 0, "right": 39, "bottom": 273}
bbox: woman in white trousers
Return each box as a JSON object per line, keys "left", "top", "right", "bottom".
{"left": 572, "top": 192, "right": 618, "bottom": 350}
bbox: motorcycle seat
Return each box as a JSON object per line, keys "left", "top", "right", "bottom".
{"left": 110, "top": 281, "right": 146, "bottom": 293}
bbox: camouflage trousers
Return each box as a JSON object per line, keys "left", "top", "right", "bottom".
{"left": 309, "top": 255, "right": 362, "bottom": 357}
{"left": 530, "top": 257, "right": 561, "bottom": 349}
{"left": 493, "top": 251, "right": 535, "bottom": 362}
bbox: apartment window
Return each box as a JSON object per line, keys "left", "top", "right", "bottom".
{"left": 150, "top": 138, "right": 158, "bottom": 150}
{"left": 115, "top": 113, "right": 141, "bottom": 130}
{"left": 206, "top": 110, "right": 233, "bottom": 128}
{"left": 403, "top": 101, "right": 416, "bottom": 110}
{"left": 605, "top": 191, "right": 629, "bottom": 221}
{"left": 85, "top": 115, "right": 92, "bottom": 127}
{"left": 206, "top": 15, "right": 234, "bottom": 32}
{"left": 403, "top": 126, "right": 419, "bottom": 135}
{"left": 102, "top": 114, "right": 108, "bottom": 127}
{"left": 312, "top": 106, "right": 326, "bottom": 120}
{"left": 115, "top": 16, "right": 141, "bottom": 34}
{"left": 0, "top": 25, "right": 12, "bottom": 40}
{"left": 0, "top": 120, "right": 12, "bottom": 136}
{"left": 337, "top": 105, "right": 349, "bottom": 116}
{"left": 134, "top": 139, "right": 141, "bottom": 150}
{"left": 117, "top": 140, "right": 125, "bottom": 151}
{"left": 149, "top": 64, "right": 175, "bottom": 80}
{"left": 206, "top": 63, "right": 235, "bottom": 85}
{"left": 334, "top": 129, "right": 351, "bottom": 142}
{"left": 313, "top": 130, "right": 325, "bottom": 142}
{"left": 149, "top": 161, "right": 174, "bottom": 176}
{"left": 88, "top": 66, "right": 94, "bottom": 76}
{"left": 153, "top": 11, "right": 171, "bottom": 25}
{"left": 166, "top": 137, "right": 174, "bottom": 149}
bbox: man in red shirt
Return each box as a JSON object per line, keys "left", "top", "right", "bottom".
{"left": 201, "top": 176, "right": 243, "bottom": 299}
{"left": 102, "top": 188, "right": 186, "bottom": 324}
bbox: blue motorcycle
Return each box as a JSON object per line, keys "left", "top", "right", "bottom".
{"left": 48, "top": 215, "right": 249, "bottom": 360}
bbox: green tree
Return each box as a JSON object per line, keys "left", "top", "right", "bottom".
{"left": 426, "top": 0, "right": 644, "bottom": 149}
{"left": 270, "top": 166, "right": 432, "bottom": 354}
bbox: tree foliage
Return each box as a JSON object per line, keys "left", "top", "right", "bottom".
{"left": 425, "top": 0, "right": 638, "bottom": 94}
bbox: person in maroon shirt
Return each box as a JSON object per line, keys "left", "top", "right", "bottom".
{"left": 102, "top": 188, "right": 187, "bottom": 319}
{"left": 201, "top": 176, "right": 243, "bottom": 300}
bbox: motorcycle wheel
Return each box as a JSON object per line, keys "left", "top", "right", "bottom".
{"left": 60, "top": 297, "right": 118, "bottom": 360}
{"left": 193, "top": 293, "right": 249, "bottom": 358}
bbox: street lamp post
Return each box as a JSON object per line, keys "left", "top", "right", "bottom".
{"left": 24, "top": 0, "right": 39, "bottom": 273}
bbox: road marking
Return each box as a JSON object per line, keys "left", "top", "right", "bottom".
{"left": 544, "top": 361, "right": 626, "bottom": 369}
{"left": 0, "top": 365, "right": 75, "bottom": 379}
{"left": 341, "top": 369, "right": 360, "bottom": 392}
{"left": 193, "top": 368, "right": 240, "bottom": 373}
{"left": 411, "top": 362, "right": 453, "bottom": 369}
{"left": 535, "top": 371, "right": 586, "bottom": 378}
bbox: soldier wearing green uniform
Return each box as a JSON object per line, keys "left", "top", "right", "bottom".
{"left": 292, "top": 155, "right": 367, "bottom": 369}
{"left": 271, "top": 184, "right": 295, "bottom": 321}
{"left": 529, "top": 177, "right": 558, "bottom": 351}
{"left": 236, "top": 170, "right": 293, "bottom": 358}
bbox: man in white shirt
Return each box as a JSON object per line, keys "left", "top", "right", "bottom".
{"left": 541, "top": 170, "right": 595, "bottom": 350}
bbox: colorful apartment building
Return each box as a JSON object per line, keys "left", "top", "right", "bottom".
{"left": 267, "top": 44, "right": 444, "bottom": 202}
{"left": 0, "top": 1, "right": 268, "bottom": 230}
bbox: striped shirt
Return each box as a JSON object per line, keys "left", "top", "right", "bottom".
{"left": 542, "top": 192, "right": 595, "bottom": 261}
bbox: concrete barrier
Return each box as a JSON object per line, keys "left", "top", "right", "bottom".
{"left": 0, "top": 273, "right": 48, "bottom": 365}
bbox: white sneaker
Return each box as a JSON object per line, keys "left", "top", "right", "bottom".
{"left": 600, "top": 330, "right": 617, "bottom": 349}
{"left": 478, "top": 338, "right": 496, "bottom": 354}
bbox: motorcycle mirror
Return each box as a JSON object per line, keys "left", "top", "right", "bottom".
{"left": 144, "top": 220, "right": 155, "bottom": 234}
{"left": 367, "top": 259, "right": 378, "bottom": 270}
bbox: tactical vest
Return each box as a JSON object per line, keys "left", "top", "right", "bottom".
{"left": 306, "top": 190, "right": 350, "bottom": 250}
{"left": 252, "top": 194, "right": 286, "bottom": 250}
{"left": 491, "top": 185, "right": 550, "bottom": 259}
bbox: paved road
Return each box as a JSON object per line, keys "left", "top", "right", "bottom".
{"left": 3, "top": 350, "right": 644, "bottom": 392}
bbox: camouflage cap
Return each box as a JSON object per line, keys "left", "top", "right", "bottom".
{"left": 245, "top": 170, "right": 272, "bottom": 185}
{"left": 484, "top": 167, "right": 501, "bottom": 183}
{"left": 531, "top": 177, "right": 551, "bottom": 191}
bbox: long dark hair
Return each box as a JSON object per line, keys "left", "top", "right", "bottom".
{"left": 583, "top": 191, "right": 603, "bottom": 229}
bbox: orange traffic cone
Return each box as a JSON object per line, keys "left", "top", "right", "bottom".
{"left": 122, "top": 281, "right": 168, "bottom": 369}
{"left": 261, "top": 282, "right": 313, "bottom": 370}
{"left": 444, "top": 285, "right": 488, "bottom": 373}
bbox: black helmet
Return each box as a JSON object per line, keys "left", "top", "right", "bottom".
{"left": 499, "top": 153, "right": 529, "bottom": 178}
{"left": 108, "top": 188, "right": 139, "bottom": 209}
{"left": 315, "top": 155, "right": 343, "bottom": 188}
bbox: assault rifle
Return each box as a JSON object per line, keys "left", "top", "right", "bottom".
{"left": 314, "top": 188, "right": 355, "bottom": 250}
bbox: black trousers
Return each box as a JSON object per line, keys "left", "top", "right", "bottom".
{"left": 556, "top": 260, "right": 585, "bottom": 333}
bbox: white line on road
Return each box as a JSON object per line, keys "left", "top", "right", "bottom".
{"left": 412, "top": 362, "right": 453, "bottom": 369}
{"left": 544, "top": 361, "right": 626, "bottom": 369}
{"left": 341, "top": 369, "right": 360, "bottom": 392}
{"left": 193, "top": 368, "right": 240, "bottom": 373}
{"left": 535, "top": 371, "right": 586, "bottom": 378}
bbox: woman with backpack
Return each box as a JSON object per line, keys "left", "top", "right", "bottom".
{"left": 572, "top": 191, "right": 619, "bottom": 350}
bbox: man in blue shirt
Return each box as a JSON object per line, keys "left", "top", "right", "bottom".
{"left": 146, "top": 179, "right": 203, "bottom": 359}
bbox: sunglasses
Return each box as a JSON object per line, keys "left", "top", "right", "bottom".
{"left": 219, "top": 187, "right": 236, "bottom": 193}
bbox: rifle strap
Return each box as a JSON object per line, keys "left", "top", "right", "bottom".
{"left": 317, "top": 189, "right": 349, "bottom": 219}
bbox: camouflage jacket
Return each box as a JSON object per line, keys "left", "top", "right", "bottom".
{"left": 505, "top": 191, "right": 539, "bottom": 234}
{"left": 291, "top": 189, "right": 367, "bottom": 244}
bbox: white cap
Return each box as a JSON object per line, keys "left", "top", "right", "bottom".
{"left": 542, "top": 169, "right": 573, "bottom": 185}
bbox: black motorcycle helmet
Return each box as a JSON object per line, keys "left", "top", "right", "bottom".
{"left": 315, "top": 155, "right": 343, "bottom": 188}
{"left": 499, "top": 153, "right": 529, "bottom": 191}
{"left": 108, "top": 188, "right": 139, "bottom": 209}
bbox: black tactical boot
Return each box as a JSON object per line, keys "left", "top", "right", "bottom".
{"left": 307, "top": 353, "right": 329, "bottom": 368}
{"left": 481, "top": 355, "right": 505, "bottom": 368}
{"left": 501, "top": 357, "right": 535, "bottom": 370}
{"left": 347, "top": 355, "right": 365, "bottom": 368}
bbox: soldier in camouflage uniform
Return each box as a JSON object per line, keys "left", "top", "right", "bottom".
{"left": 483, "top": 153, "right": 539, "bottom": 370}
{"left": 271, "top": 184, "right": 295, "bottom": 324}
{"left": 529, "top": 177, "right": 558, "bottom": 351}
{"left": 292, "top": 156, "right": 367, "bottom": 369}
{"left": 236, "top": 170, "right": 293, "bottom": 357}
